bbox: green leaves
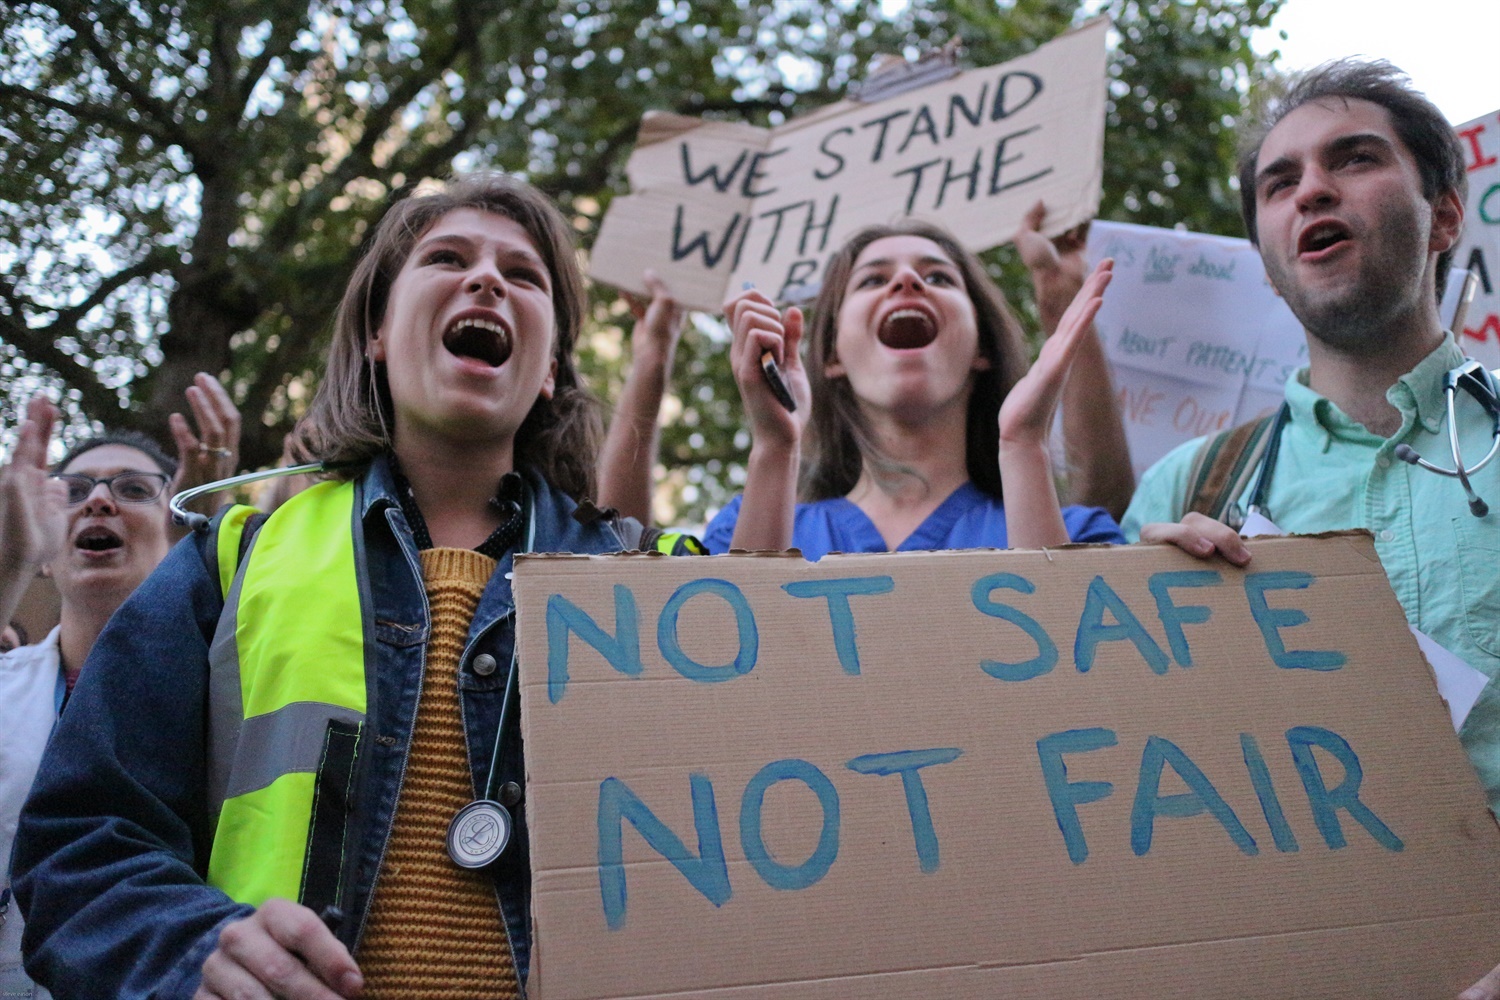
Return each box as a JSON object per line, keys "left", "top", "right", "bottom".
{"left": 0, "top": 0, "right": 1281, "bottom": 521}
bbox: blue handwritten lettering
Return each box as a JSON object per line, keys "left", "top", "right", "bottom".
{"left": 1130, "top": 736, "right": 1257, "bottom": 857}
{"left": 970, "top": 572, "right": 1057, "bottom": 681}
{"left": 1287, "top": 726, "right": 1403, "bottom": 852}
{"left": 1241, "top": 733, "right": 1299, "bottom": 853}
{"left": 1074, "top": 576, "right": 1169, "bottom": 674}
{"left": 781, "top": 575, "right": 895, "bottom": 675}
{"left": 1244, "top": 572, "right": 1347, "bottom": 671}
{"left": 1148, "top": 570, "right": 1221, "bottom": 667}
{"left": 846, "top": 748, "right": 963, "bottom": 873}
{"left": 546, "top": 585, "right": 641, "bottom": 704}
{"left": 658, "top": 578, "right": 759, "bottom": 682}
{"left": 740, "top": 759, "right": 841, "bottom": 890}
{"left": 597, "top": 774, "right": 731, "bottom": 930}
{"left": 1036, "top": 728, "right": 1117, "bottom": 864}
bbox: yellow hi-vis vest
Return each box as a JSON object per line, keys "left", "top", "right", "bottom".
{"left": 204, "top": 480, "right": 368, "bottom": 908}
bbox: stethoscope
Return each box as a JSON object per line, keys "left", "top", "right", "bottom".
{"left": 1243, "top": 360, "right": 1500, "bottom": 523}
{"left": 170, "top": 462, "right": 535, "bottom": 869}
{"left": 1394, "top": 360, "right": 1500, "bottom": 517}
{"left": 169, "top": 462, "right": 329, "bottom": 530}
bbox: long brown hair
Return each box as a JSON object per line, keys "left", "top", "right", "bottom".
{"left": 801, "top": 220, "right": 1029, "bottom": 502}
{"left": 296, "top": 173, "right": 601, "bottom": 499}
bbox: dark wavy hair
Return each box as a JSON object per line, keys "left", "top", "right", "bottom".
{"left": 1238, "top": 58, "right": 1468, "bottom": 296}
{"left": 801, "top": 219, "right": 1030, "bottom": 502}
{"left": 296, "top": 173, "right": 601, "bottom": 499}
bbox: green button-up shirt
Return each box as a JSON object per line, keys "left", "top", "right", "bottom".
{"left": 1124, "top": 335, "right": 1500, "bottom": 810}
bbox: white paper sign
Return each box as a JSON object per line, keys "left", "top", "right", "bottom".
{"left": 1454, "top": 109, "right": 1500, "bottom": 370}
{"left": 591, "top": 19, "right": 1109, "bottom": 312}
{"left": 1089, "top": 222, "right": 1475, "bottom": 476}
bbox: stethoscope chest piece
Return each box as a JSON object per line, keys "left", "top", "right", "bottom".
{"left": 446, "top": 799, "right": 513, "bottom": 869}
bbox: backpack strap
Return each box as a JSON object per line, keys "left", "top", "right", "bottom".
{"left": 1183, "top": 413, "right": 1278, "bottom": 527}
{"left": 572, "top": 499, "right": 707, "bottom": 555}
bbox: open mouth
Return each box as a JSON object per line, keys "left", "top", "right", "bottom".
{"left": 1298, "top": 221, "right": 1351, "bottom": 257}
{"left": 877, "top": 308, "right": 938, "bottom": 350}
{"left": 75, "top": 525, "right": 123, "bottom": 553}
{"left": 443, "top": 317, "right": 512, "bottom": 368}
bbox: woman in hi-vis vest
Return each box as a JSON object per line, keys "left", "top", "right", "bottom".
{"left": 12, "top": 175, "right": 626, "bottom": 1000}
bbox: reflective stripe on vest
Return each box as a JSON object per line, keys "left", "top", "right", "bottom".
{"left": 206, "top": 481, "right": 368, "bottom": 907}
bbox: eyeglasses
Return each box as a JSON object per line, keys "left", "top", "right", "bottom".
{"left": 51, "top": 471, "right": 171, "bottom": 506}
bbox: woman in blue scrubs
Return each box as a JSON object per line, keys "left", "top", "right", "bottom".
{"left": 705, "top": 219, "right": 1123, "bottom": 558}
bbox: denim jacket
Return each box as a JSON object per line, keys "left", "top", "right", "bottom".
{"left": 12, "top": 458, "right": 623, "bottom": 999}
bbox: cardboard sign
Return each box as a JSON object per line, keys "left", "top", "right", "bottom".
{"left": 1088, "top": 221, "right": 1478, "bottom": 476}
{"left": 1456, "top": 109, "right": 1500, "bottom": 367}
{"left": 515, "top": 535, "right": 1500, "bottom": 999}
{"left": 590, "top": 19, "right": 1107, "bottom": 312}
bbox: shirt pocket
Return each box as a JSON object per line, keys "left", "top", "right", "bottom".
{"left": 1454, "top": 517, "right": 1500, "bottom": 658}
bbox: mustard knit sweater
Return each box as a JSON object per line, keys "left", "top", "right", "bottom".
{"left": 358, "top": 547, "right": 519, "bottom": 999}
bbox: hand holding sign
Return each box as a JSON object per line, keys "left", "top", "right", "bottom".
{"left": 626, "top": 269, "right": 686, "bottom": 370}
{"left": 1138, "top": 510, "right": 1253, "bottom": 567}
{"left": 1014, "top": 199, "right": 1090, "bottom": 333}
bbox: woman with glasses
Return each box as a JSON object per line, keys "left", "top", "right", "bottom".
{"left": 0, "top": 378, "right": 239, "bottom": 1000}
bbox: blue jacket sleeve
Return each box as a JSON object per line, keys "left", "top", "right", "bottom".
{"left": 12, "top": 531, "right": 254, "bottom": 1000}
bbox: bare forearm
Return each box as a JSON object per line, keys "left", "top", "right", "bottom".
{"left": 597, "top": 344, "right": 675, "bottom": 523}
{"left": 0, "top": 557, "right": 31, "bottom": 635}
{"left": 1060, "top": 328, "right": 1134, "bottom": 520}
{"left": 998, "top": 440, "right": 1071, "bottom": 549}
{"left": 729, "top": 442, "right": 799, "bottom": 552}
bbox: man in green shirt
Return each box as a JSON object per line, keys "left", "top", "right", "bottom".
{"left": 1123, "top": 61, "right": 1500, "bottom": 998}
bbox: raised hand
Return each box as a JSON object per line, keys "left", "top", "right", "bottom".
{"left": 998, "top": 258, "right": 1113, "bottom": 451}
{"left": 722, "top": 286, "right": 811, "bottom": 449}
{"left": 628, "top": 269, "right": 686, "bottom": 368}
{"left": 595, "top": 271, "right": 689, "bottom": 523}
{"left": 0, "top": 396, "right": 68, "bottom": 574}
{"left": 0, "top": 396, "right": 68, "bottom": 633}
{"left": 169, "top": 372, "right": 242, "bottom": 498}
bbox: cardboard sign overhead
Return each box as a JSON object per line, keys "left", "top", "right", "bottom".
{"left": 515, "top": 534, "right": 1500, "bottom": 999}
{"left": 590, "top": 19, "right": 1107, "bottom": 311}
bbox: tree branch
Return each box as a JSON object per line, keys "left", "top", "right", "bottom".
{"left": 253, "top": 27, "right": 473, "bottom": 267}
{"left": 0, "top": 82, "right": 180, "bottom": 148}
{"left": 56, "top": 7, "right": 200, "bottom": 156}
{"left": 53, "top": 249, "right": 176, "bottom": 327}
{"left": 235, "top": 15, "right": 304, "bottom": 116}
{"left": 0, "top": 313, "right": 119, "bottom": 416}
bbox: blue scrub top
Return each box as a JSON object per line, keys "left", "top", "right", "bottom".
{"left": 703, "top": 481, "right": 1124, "bottom": 560}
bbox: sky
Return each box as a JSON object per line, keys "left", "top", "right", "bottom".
{"left": 1253, "top": 0, "right": 1500, "bottom": 126}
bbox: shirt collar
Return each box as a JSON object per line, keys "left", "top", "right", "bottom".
{"left": 1282, "top": 333, "right": 1464, "bottom": 441}
{"left": 359, "top": 452, "right": 401, "bottom": 520}
{"left": 1391, "top": 333, "right": 1465, "bottom": 434}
